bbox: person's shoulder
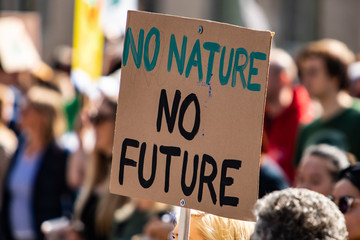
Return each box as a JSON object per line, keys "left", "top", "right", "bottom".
{"left": 45, "top": 141, "right": 69, "bottom": 160}
{"left": 293, "top": 85, "right": 310, "bottom": 101}
{"left": 351, "top": 97, "right": 360, "bottom": 111}
{"left": 301, "top": 118, "right": 322, "bottom": 133}
{"left": 293, "top": 86, "right": 315, "bottom": 124}
{"left": 341, "top": 103, "right": 360, "bottom": 120}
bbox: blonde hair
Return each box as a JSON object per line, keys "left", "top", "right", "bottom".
{"left": 74, "top": 98, "right": 128, "bottom": 236}
{"left": 26, "top": 85, "right": 66, "bottom": 143}
{"left": 74, "top": 152, "right": 129, "bottom": 236}
{"left": 191, "top": 211, "right": 255, "bottom": 240}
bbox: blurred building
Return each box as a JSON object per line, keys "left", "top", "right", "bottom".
{"left": 0, "top": 0, "right": 359, "bottom": 64}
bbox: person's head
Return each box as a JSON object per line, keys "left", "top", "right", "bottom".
{"left": 252, "top": 188, "right": 348, "bottom": 240}
{"left": 74, "top": 95, "right": 123, "bottom": 237}
{"left": 81, "top": 96, "right": 118, "bottom": 188}
{"left": 266, "top": 48, "right": 297, "bottom": 118}
{"left": 20, "top": 85, "right": 65, "bottom": 144}
{"left": 172, "top": 210, "right": 254, "bottom": 240}
{"left": 89, "top": 96, "right": 117, "bottom": 155}
{"left": 295, "top": 144, "right": 350, "bottom": 196}
{"left": 297, "top": 39, "right": 355, "bottom": 99}
{"left": 333, "top": 163, "right": 360, "bottom": 240}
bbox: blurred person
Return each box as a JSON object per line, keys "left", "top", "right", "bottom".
{"left": 110, "top": 199, "right": 175, "bottom": 240}
{"left": 252, "top": 188, "right": 348, "bottom": 240}
{"left": 295, "top": 144, "right": 351, "bottom": 196}
{"left": 52, "top": 45, "right": 72, "bottom": 74}
{"left": 172, "top": 210, "right": 254, "bottom": 240}
{"left": 59, "top": 77, "right": 89, "bottom": 191}
{"left": 65, "top": 104, "right": 91, "bottom": 191}
{"left": 348, "top": 61, "right": 360, "bottom": 99}
{"left": 4, "top": 61, "right": 57, "bottom": 137}
{"left": 58, "top": 72, "right": 92, "bottom": 191}
{"left": 259, "top": 132, "right": 289, "bottom": 198}
{"left": 102, "top": 38, "right": 122, "bottom": 76}
{"left": 332, "top": 163, "right": 360, "bottom": 240}
{"left": 68, "top": 96, "right": 130, "bottom": 240}
{"left": 0, "top": 65, "right": 22, "bottom": 137}
{"left": 52, "top": 46, "right": 83, "bottom": 153}
{"left": 264, "top": 48, "right": 313, "bottom": 183}
{"left": 66, "top": 67, "right": 119, "bottom": 190}
{"left": 65, "top": 100, "right": 99, "bottom": 192}
{"left": 142, "top": 214, "right": 176, "bottom": 240}
{"left": 0, "top": 84, "right": 18, "bottom": 208}
{"left": 0, "top": 64, "right": 17, "bottom": 85}
{"left": 0, "top": 85, "right": 73, "bottom": 240}
{"left": 295, "top": 39, "right": 360, "bottom": 165}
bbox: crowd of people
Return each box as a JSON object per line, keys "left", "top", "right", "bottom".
{"left": 0, "top": 14, "right": 359, "bottom": 240}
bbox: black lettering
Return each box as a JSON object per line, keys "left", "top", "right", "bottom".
{"left": 156, "top": 89, "right": 181, "bottom": 133}
{"left": 119, "top": 138, "right": 138, "bottom": 185}
{"left": 138, "top": 143, "right": 157, "bottom": 188}
{"left": 220, "top": 159, "right": 242, "bottom": 207}
{"left": 178, "top": 93, "right": 200, "bottom": 140}
{"left": 198, "top": 154, "right": 217, "bottom": 204}
{"left": 181, "top": 151, "right": 199, "bottom": 196}
{"left": 159, "top": 146, "right": 181, "bottom": 193}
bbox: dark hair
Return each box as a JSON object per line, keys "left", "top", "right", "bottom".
{"left": 301, "top": 144, "right": 350, "bottom": 182}
{"left": 338, "top": 163, "right": 360, "bottom": 191}
{"left": 103, "top": 97, "right": 117, "bottom": 115}
{"left": 297, "top": 39, "right": 355, "bottom": 90}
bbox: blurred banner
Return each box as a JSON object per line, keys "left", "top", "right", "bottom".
{"left": 0, "top": 11, "right": 42, "bottom": 55}
{"left": 72, "top": 0, "right": 104, "bottom": 82}
{"left": 0, "top": 17, "right": 41, "bottom": 73}
{"left": 72, "top": 0, "right": 136, "bottom": 99}
{"left": 101, "top": 0, "right": 138, "bottom": 40}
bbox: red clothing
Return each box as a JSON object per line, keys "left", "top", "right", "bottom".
{"left": 264, "top": 86, "right": 313, "bottom": 183}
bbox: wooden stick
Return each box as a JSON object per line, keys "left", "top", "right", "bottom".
{"left": 178, "top": 208, "right": 191, "bottom": 240}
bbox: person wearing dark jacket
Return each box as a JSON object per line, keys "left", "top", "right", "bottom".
{"left": 0, "top": 85, "right": 73, "bottom": 240}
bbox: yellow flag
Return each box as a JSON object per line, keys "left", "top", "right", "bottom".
{"left": 72, "top": 0, "right": 103, "bottom": 81}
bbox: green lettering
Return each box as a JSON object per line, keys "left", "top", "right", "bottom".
{"left": 219, "top": 47, "right": 234, "bottom": 86}
{"left": 167, "top": 35, "right": 187, "bottom": 75}
{"left": 123, "top": 27, "right": 144, "bottom": 69}
{"left": 232, "top": 48, "right": 248, "bottom": 88}
{"left": 248, "top": 52, "right": 266, "bottom": 91}
{"left": 185, "top": 39, "right": 203, "bottom": 82}
{"left": 203, "top": 42, "right": 220, "bottom": 84}
{"left": 144, "top": 27, "right": 160, "bottom": 71}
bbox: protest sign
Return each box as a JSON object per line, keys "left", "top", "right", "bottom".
{"left": 0, "top": 11, "right": 42, "bottom": 54}
{"left": 0, "top": 17, "right": 41, "bottom": 73}
{"left": 110, "top": 10, "right": 273, "bottom": 220}
{"left": 101, "top": 0, "right": 138, "bottom": 39}
{"left": 72, "top": 0, "right": 103, "bottom": 81}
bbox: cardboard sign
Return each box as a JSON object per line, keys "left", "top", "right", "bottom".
{"left": 110, "top": 11, "right": 272, "bottom": 220}
{"left": 0, "top": 17, "right": 41, "bottom": 73}
{"left": 0, "top": 11, "right": 42, "bottom": 55}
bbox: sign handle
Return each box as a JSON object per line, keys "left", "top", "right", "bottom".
{"left": 178, "top": 208, "right": 191, "bottom": 240}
